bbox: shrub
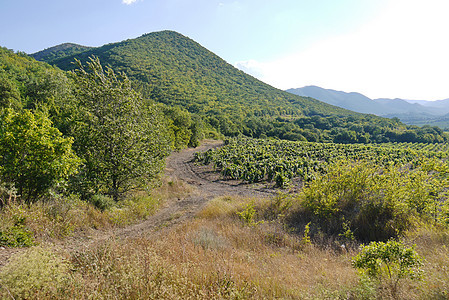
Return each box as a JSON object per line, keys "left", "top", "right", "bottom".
{"left": 89, "top": 194, "right": 115, "bottom": 211}
{"left": 0, "top": 224, "right": 34, "bottom": 247}
{"left": 0, "top": 108, "right": 80, "bottom": 202}
{"left": 299, "top": 161, "right": 437, "bottom": 241}
{"left": 352, "top": 240, "right": 422, "bottom": 298}
{"left": 0, "top": 247, "right": 71, "bottom": 299}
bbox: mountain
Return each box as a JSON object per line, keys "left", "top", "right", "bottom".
{"left": 31, "top": 43, "right": 91, "bottom": 63}
{"left": 30, "top": 31, "right": 447, "bottom": 143}
{"left": 405, "top": 98, "right": 449, "bottom": 109}
{"left": 286, "top": 85, "right": 384, "bottom": 115}
{"left": 287, "top": 86, "right": 449, "bottom": 128}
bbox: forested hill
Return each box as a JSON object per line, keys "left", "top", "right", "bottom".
{"left": 33, "top": 31, "right": 447, "bottom": 143}
{"left": 31, "top": 43, "right": 92, "bottom": 63}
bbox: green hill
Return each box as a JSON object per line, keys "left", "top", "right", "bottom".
{"left": 0, "top": 46, "right": 72, "bottom": 110}
{"left": 32, "top": 31, "right": 447, "bottom": 143}
{"left": 31, "top": 43, "right": 92, "bottom": 63}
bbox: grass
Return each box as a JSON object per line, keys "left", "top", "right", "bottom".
{"left": 1, "top": 189, "right": 449, "bottom": 298}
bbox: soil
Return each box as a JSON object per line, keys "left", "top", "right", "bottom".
{"left": 0, "top": 140, "right": 276, "bottom": 266}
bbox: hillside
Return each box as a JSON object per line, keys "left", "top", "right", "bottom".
{"left": 32, "top": 31, "right": 447, "bottom": 143}
{"left": 287, "top": 85, "right": 449, "bottom": 129}
{"left": 31, "top": 43, "right": 91, "bottom": 63}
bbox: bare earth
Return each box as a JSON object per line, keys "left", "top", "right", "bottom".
{"left": 0, "top": 140, "right": 275, "bottom": 266}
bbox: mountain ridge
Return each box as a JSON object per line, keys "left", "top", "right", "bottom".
{"left": 30, "top": 30, "right": 447, "bottom": 143}
{"left": 287, "top": 85, "right": 449, "bottom": 128}
{"left": 31, "top": 43, "right": 92, "bottom": 62}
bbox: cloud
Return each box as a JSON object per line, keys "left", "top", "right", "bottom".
{"left": 122, "top": 0, "right": 138, "bottom": 5}
{"left": 238, "top": 0, "right": 449, "bottom": 100}
{"left": 234, "top": 60, "right": 266, "bottom": 78}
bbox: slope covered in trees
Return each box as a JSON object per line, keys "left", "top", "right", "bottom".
{"left": 37, "top": 31, "right": 448, "bottom": 143}
{"left": 31, "top": 43, "right": 92, "bottom": 63}
{"left": 0, "top": 48, "right": 182, "bottom": 203}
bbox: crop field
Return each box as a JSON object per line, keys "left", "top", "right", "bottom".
{"left": 194, "top": 137, "right": 449, "bottom": 187}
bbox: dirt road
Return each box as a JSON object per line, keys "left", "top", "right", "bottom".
{"left": 114, "top": 139, "right": 275, "bottom": 238}
{"left": 0, "top": 140, "right": 276, "bottom": 266}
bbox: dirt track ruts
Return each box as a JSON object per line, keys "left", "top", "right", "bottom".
{"left": 0, "top": 140, "right": 276, "bottom": 267}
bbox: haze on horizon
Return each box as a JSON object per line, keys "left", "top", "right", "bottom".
{"left": 1, "top": 0, "right": 448, "bottom": 101}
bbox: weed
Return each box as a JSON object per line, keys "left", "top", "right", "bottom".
{"left": 0, "top": 246, "right": 71, "bottom": 299}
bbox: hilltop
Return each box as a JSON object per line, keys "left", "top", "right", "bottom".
{"left": 31, "top": 43, "right": 92, "bottom": 63}
{"left": 31, "top": 31, "right": 446, "bottom": 143}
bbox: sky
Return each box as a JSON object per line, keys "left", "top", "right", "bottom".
{"left": 1, "top": 0, "right": 449, "bottom": 100}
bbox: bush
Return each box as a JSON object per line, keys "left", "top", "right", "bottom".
{"left": 298, "top": 161, "right": 440, "bottom": 241}
{"left": 0, "top": 109, "right": 80, "bottom": 202}
{"left": 352, "top": 240, "right": 422, "bottom": 298}
{"left": 0, "top": 247, "right": 71, "bottom": 299}
{"left": 89, "top": 194, "right": 115, "bottom": 211}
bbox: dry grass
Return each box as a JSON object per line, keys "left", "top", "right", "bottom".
{"left": 2, "top": 195, "right": 449, "bottom": 299}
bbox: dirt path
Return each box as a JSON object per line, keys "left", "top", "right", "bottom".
{"left": 0, "top": 140, "right": 273, "bottom": 263}
{"left": 0, "top": 140, "right": 275, "bottom": 265}
{"left": 110, "top": 139, "right": 275, "bottom": 239}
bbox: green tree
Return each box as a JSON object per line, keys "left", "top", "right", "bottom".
{"left": 0, "top": 75, "right": 21, "bottom": 109}
{"left": 70, "top": 57, "right": 172, "bottom": 201}
{"left": 0, "top": 109, "right": 80, "bottom": 202}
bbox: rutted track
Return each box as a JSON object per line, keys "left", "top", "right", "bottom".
{"left": 114, "top": 139, "right": 275, "bottom": 239}
{"left": 0, "top": 140, "right": 275, "bottom": 267}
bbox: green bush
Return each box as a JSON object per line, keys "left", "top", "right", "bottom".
{"left": 0, "top": 224, "right": 34, "bottom": 247}
{"left": 299, "top": 161, "right": 440, "bottom": 241}
{"left": 0, "top": 108, "right": 80, "bottom": 202}
{"left": 352, "top": 240, "right": 422, "bottom": 298}
{"left": 0, "top": 205, "right": 34, "bottom": 247}
{"left": 89, "top": 194, "right": 115, "bottom": 211}
{"left": 0, "top": 247, "right": 71, "bottom": 299}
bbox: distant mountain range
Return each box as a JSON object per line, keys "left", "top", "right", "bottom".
{"left": 286, "top": 86, "right": 449, "bottom": 128}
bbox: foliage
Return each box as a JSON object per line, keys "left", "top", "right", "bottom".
{"left": 0, "top": 224, "right": 34, "bottom": 247}
{"left": 163, "top": 105, "right": 194, "bottom": 150}
{"left": 69, "top": 56, "right": 172, "bottom": 201}
{"left": 195, "top": 136, "right": 446, "bottom": 187}
{"left": 0, "top": 109, "right": 80, "bottom": 201}
{"left": 352, "top": 240, "right": 422, "bottom": 298}
{"left": 0, "top": 47, "right": 73, "bottom": 111}
{"left": 88, "top": 194, "right": 115, "bottom": 211}
{"left": 237, "top": 201, "right": 263, "bottom": 226}
{"left": 31, "top": 43, "right": 91, "bottom": 62}
{"left": 300, "top": 160, "right": 446, "bottom": 241}
{"left": 41, "top": 31, "right": 448, "bottom": 143}
{"left": 301, "top": 222, "right": 312, "bottom": 246}
{"left": 0, "top": 74, "right": 21, "bottom": 109}
{"left": 196, "top": 137, "right": 449, "bottom": 241}
{"left": 0, "top": 247, "right": 72, "bottom": 299}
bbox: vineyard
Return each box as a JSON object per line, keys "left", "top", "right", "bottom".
{"left": 194, "top": 137, "right": 449, "bottom": 187}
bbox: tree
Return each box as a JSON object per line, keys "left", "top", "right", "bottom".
{"left": 0, "top": 75, "right": 21, "bottom": 109}
{"left": 0, "top": 109, "right": 80, "bottom": 202}
{"left": 70, "top": 57, "right": 172, "bottom": 201}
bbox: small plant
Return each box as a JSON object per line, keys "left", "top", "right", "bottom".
{"left": 0, "top": 246, "right": 71, "bottom": 299}
{"left": 89, "top": 194, "right": 115, "bottom": 211}
{"left": 301, "top": 222, "right": 312, "bottom": 246}
{"left": 193, "top": 228, "right": 228, "bottom": 250}
{"left": 237, "top": 201, "right": 263, "bottom": 226}
{"left": 0, "top": 224, "right": 34, "bottom": 247}
{"left": 0, "top": 206, "right": 34, "bottom": 247}
{"left": 352, "top": 240, "right": 423, "bottom": 299}
{"left": 339, "top": 220, "right": 355, "bottom": 241}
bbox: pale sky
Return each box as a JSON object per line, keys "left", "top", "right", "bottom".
{"left": 1, "top": 0, "right": 448, "bottom": 100}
